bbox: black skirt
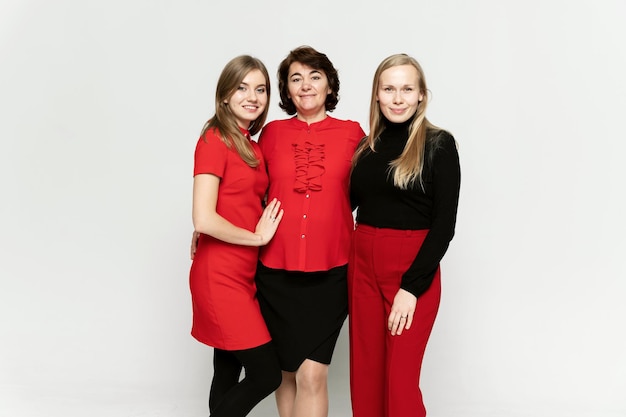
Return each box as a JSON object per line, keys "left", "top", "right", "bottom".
{"left": 255, "top": 262, "right": 348, "bottom": 372}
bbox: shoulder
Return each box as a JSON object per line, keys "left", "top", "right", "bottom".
{"left": 427, "top": 128, "right": 457, "bottom": 151}
{"left": 196, "top": 128, "right": 228, "bottom": 153}
{"left": 259, "top": 118, "right": 292, "bottom": 142}
{"left": 425, "top": 129, "right": 459, "bottom": 173}
{"left": 198, "top": 127, "right": 222, "bottom": 142}
{"left": 328, "top": 116, "right": 363, "bottom": 130}
{"left": 259, "top": 121, "right": 277, "bottom": 148}
{"left": 262, "top": 118, "right": 293, "bottom": 131}
{"left": 326, "top": 117, "right": 366, "bottom": 141}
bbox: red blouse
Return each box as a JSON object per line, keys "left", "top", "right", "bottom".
{"left": 258, "top": 116, "right": 365, "bottom": 272}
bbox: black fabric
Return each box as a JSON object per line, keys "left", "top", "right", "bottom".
{"left": 350, "top": 119, "right": 461, "bottom": 298}
{"left": 209, "top": 342, "right": 281, "bottom": 417}
{"left": 255, "top": 262, "right": 348, "bottom": 372}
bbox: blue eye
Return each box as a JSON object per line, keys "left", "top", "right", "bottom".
{"left": 256, "top": 87, "right": 266, "bottom": 94}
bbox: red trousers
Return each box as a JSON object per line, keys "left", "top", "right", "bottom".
{"left": 348, "top": 224, "right": 441, "bottom": 417}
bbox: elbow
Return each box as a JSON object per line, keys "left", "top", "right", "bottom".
{"left": 192, "top": 216, "right": 214, "bottom": 236}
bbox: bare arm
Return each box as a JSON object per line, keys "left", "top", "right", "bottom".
{"left": 192, "top": 174, "right": 283, "bottom": 247}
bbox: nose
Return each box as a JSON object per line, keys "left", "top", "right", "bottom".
{"left": 246, "top": 89, "right": 258, "bottom": 101}
{"left": 392, "top": 90, "right": 402, "bottom": 103}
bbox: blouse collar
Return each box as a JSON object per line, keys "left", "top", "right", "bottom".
{"left": 289, "top": 115, "right": 333, "bottom": 129}
{"left": 238, "top": 126, "right": 251, "bottom": 139}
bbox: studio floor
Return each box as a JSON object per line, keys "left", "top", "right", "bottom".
{"left": 0, "top": 382, "right": 352, "bottom": 417}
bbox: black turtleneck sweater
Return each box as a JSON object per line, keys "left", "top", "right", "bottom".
{"left": 350, "top": 118, "right": 461, "bottom": 298}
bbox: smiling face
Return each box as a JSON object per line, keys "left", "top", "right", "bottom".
{"left": 225, "top": 69, "right": 268, "bottom": 129}
{"left": 287, "top": 62, "right": 332, "bottom": 122}
{"left": 376, "top": 64, "right": 424, "bottom": 124}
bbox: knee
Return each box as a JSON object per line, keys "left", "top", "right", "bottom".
{"left": 295, "top": 362, "right": 328, "bottom": 393}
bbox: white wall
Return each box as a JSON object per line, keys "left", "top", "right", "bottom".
{"left": 1, "top": 1, "right": 625, "bottom": 416}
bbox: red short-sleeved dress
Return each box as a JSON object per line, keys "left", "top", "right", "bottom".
{"left": 189, "top": 127, "right": 271, "bottom": 351}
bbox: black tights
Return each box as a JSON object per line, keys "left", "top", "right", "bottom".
{"left": 208, "top": 342, "right": 282, "bottom": 417}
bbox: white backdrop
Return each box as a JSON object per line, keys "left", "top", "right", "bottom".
{"left": 1, "top": 0, "right": 625, "bottom": 416}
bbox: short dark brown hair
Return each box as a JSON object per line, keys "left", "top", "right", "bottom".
{"left": 277, "top": 46, "right": 340, "bottom": 115}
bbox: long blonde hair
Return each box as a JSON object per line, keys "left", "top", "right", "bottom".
{"left": 201, "top": 55, "right": 270, "bottom": 168}
{"left": 353, "top": 54, "right": 439, "bottom": 189}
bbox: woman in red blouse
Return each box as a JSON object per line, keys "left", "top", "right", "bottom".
{"left": 255, "top": 46, "right": 365, "bottom": 417}
{"left": 189, "top": 55, "right": 284, "bottom": 417}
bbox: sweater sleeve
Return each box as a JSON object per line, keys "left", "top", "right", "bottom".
{"left": 400, "top": 132, "right": 461, "bottom": 297}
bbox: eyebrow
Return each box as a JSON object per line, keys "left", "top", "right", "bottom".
{"left": 289, "top": 70, "right": 323, "bottom": 78}
{"left": 380, "top": 83, "right": 416, "bottom": 87}
{"left": 240, "top": 82, "right": 267, "bottom": 87}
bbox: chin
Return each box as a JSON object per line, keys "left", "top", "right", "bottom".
{"left": 386, "top": 115, "right": 409, "bottom": 123}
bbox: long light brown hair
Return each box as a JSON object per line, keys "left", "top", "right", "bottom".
{"left": 201, "top": 55, "right": 270, "bottom": 168}
{"left": 353, "top": 54, "right": 440, "bottom": 189}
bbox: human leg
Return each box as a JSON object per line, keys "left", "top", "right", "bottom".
{"left": 373, "top": 228, "right": 440, "bottom": 417}
{"left": 348, "top": 225, "right": 387, "bottom": 417}
{"left": 209, "top": 348, "right": 243, "bottom": 412}
{"left": 257, "top": 264, "right": 347, "bottom": 417}
{"left": 210, "top": 342, "right": 282, "bottom": 417}
{"left": 384, "top": 273, "right": 440, "bottom": 417}
{"left": 275, "top": 371, "right": 296, "bottom": 417}
{"left": 292, "top": 359, "right": 329, "bottom": 417}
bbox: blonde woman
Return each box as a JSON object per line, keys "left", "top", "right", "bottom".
{"left": 349, "top": 54, "right": 461, "bottom": 417}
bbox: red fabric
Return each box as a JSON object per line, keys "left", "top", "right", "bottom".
{"left": 189, "top": 128, "right": 272, "bottom": 350}
{"left": 348, "top": 224, "right": 441, "bottom": 417}
{"left": 258, "top": 116, "right": 365, "bottom": 272}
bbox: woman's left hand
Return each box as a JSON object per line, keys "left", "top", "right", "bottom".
{"left": 388, "top": 288, "right": 417, "bottom": 336}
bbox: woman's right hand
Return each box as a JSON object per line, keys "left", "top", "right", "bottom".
{"left": 190, "top": 231, "right": 200, "bottom": 260}
{"left": 254, "top": 198, "right": 284, "bottom": 245}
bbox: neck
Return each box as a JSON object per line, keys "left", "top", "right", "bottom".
{"left": 296, "top": 110, "right": 327, "bottom": 125}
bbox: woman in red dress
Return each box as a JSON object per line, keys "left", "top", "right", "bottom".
{"left": 189, "top": 55, "right": 284, "bottom": 417}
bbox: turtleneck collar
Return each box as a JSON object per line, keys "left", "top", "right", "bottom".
{"left": 380, "top": 115, "right": 415, "bottom": 140}
{"left": 381, "top": 115, "right": 414, "bottom": 134}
